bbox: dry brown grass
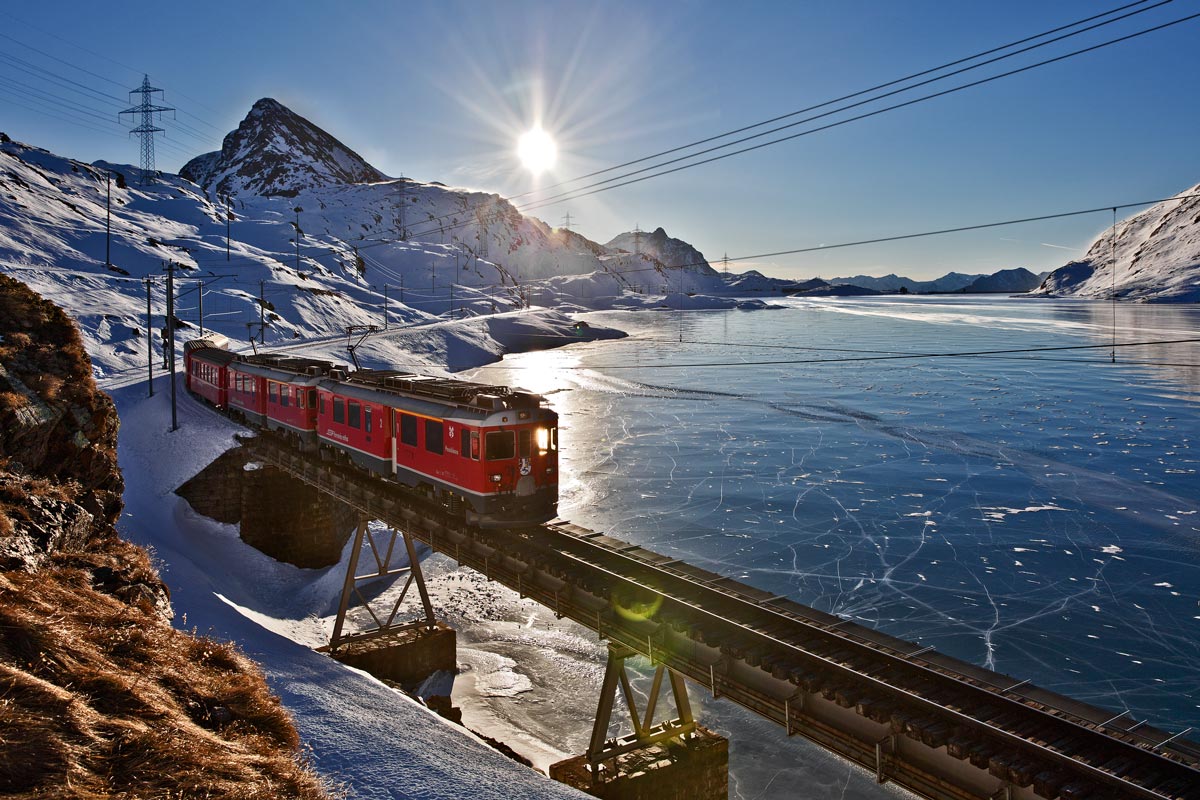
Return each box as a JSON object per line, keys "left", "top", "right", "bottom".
{"left": 0, "top": 567, "right": 331, "bottom": 798}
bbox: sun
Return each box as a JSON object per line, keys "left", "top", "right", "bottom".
{"left": 517, "top": 126, "right": 557, "bottom": 175}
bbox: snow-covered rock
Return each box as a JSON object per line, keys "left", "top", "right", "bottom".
{"left": 961, "top": 267, "right": 1042, "bottom": 294}
{"left": 1033, "top": 182, "right": 1200, "bottom": 302}
{"left": 181, "top": 98, "right": 388, "bottom": 197}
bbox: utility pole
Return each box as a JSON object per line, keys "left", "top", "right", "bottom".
{"left": 382, "top": 284, "right": 389, "bottom": 330}
{"left": 293, "top": 206, "right": 302, "bottom": 273}
{"left": 197, "top": 280, "right": 204, "bottom": 335}
{"left": 164, "top": 262, "right": 178, "bottom": 431}
{"left": 105, "top": 173, "right": 111, "bottom": 269}
{"left": 633, "top": 223, "right": 642, "bottom": 256}
{"left": 259, "top": 279, "right": 266, "bottom": 344}
{"left": 398, "top": 176, "right": 408, "bottom": 240}
{"left": 722, "top": 252, "right": 729, "bottom": 276}
{"left": 561, "top": 211, "right": 573, "bottom": 232}
{"left": 118, "top": 75, "right": 173, "bottom": 184}
{"left": 399, "top": 274, "right": 404, "bottom": 305}
{"left": 225, "top": 195, "right": 232, "bottom": 261}
{"left": 144, "top": 277, "right": 154, "bottom": 397}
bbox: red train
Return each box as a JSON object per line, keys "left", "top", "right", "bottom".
{"left": 184, "top": 336, "right": 559, "bottom": 527}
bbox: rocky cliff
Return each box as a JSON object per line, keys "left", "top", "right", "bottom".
{"left": 0, "top": 275, "right": 328, "bottom": 798}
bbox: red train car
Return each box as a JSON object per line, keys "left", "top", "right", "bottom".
{"left": 184, "top": 337, "right": 234, "bottom": 408}
{"left": 317, "top": 371, "right": 558, "bottom": 527}
{"left": 231, "top": 355, "right": 334, "bottom": 451}
{"left": 183, "top": 338, "right": 559, "bottom": 527}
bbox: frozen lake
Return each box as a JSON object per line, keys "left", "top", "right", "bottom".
{"left": 467, "top": 296, "right": 1200, "bottom": 744}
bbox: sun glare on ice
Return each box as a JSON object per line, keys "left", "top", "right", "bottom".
{"left": 517, "top": 126, "right": 557, "bottom": 175}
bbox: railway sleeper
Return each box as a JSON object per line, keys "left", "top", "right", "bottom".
{"left": 834, "top": 686, "right": 860, "bottom": 709}
{"left": 1008, "top": 757, "right": 1042, "bottom": 787}
{"left": 918, "top": 720, "right": 951, "bottom": 749}
{"left": 946, "top": 735, "right": 974, "bottom": 760}
{"left": 967, "top": 739, "right": 1001, "bottom": 769}
{"left": 1058, "top": 779, "right": 1097, "bottom": 800}
{"left": 1032, "top": 769, "right": 1070, "bottom": 799}
{"left": 863, "top": 700, "right": 896, "bottom": 725}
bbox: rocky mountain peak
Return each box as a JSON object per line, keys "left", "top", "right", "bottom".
{"left": 180, "top": 97, "right": 387, "bottom": 198}
{"left": 604, "top": 226, "right": 717, "bottom": 274}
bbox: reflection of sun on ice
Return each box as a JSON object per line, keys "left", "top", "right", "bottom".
{"left": 517, "top": 126, "right": 557, "bottom": 175}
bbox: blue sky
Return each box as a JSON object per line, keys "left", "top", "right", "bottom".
{"left": 2, "top": 0, "right": 1198, "bottom": 279}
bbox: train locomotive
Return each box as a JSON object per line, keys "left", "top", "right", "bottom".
{"left": 184, "top": 336, "right": 559, "bottom": 527}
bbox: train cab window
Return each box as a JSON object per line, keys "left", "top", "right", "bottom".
{"left": 519, "top": 429, "right": 531, "bottom": 459}
{"left": 333, "top": 397, "right": 345, "bottom": 424}
{"left": 268, "top": 382, "right": 278, "bottom": 404}
{"left": 485, "top": 430, "right": 515, "bottom": 460}
{"left": 469, "top": 431, "right": 480, "bottom": 460}
{"left": 308, "top": 389, "right": 317, "bottom": 409}
{"left": 551, "top": 427, "right": 558, "bottom": 451}
{"left": 364, "top": 406, "right": 372, "bottom": 434}
{"left": 348, "top": 400, "right": 361, "bottom": 428}
{"left": 399, "top": 413, "right": 418, "bottom": 446}
{"left": 319, "top": 394, "right": 326, "bottom": 414}
{"left": 425, "top": 420, "right": 444, "bottom": 455}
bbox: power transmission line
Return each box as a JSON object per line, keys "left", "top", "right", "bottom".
{"left": 512, "top": 12, "right": 1200, "bottom": 217}
{"left": 400, "top": 2, "right": 1185, "bottom": 240}
{"left": 509, "top": 0, "right": 1174, "bottom": 207}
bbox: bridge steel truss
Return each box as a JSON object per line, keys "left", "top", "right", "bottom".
{"left": 244, "top": 435, "right": 1200, "bottom": 800}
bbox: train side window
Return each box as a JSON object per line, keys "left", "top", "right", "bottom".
{"left": 280, "top": 386, "right": 290, "bottom": 407}
{"left": 400, "top": 413, "right": 418, "bottom": 446}
{"left": 425, "top": 420, "right": 444, "bottom": 455}
{"left": 551, "top": 427, "right": 558, "bottom": 451}
{"left": 364, "top": 406, "right": 372, "bottom": 433}
{"left": 319, "top": 393, "right": 325, "bottom": 414}
{"left": 333, "top": 397, "right": 345, "bottom": 424}
{"left": 348, "top": 400, "right": 360, "bottom": 428}
{"left": 268, "top": 382, "right": 278, "bottom": 404}
{"left": 486, "top": 430, "right": 515, "bottom": 460}
{"left": 308, "top": 389, "right": 317, "bottom": 408}
{"left": 519, "top": 429, "right": 531, "bottom": 458}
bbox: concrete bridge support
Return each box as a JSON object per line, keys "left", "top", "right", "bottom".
{"left": 550, "top": 644, "right": 728, "bottom": 800}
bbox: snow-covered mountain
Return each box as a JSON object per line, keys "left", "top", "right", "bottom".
{"left": 961, "top": 267, "right": 1042, "bottom": 294}
{"left": 181, "top": 98, "right": 388, "bottom": 197}
{"left": 0, "top": 98, "right": 739, "bottom": 378}
{"left": 1034, "top": 182, "right": 1200, "bottom": 302}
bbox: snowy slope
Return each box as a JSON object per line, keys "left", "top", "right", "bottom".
{"left": 111, "top": 377, "right": 583, "bottom": 800}
{"left": 1033, "top": 182, "right": 1200, "bottom": 302}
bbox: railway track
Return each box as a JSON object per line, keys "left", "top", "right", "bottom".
{"left": 244, "top": 434, "right": 1200, "bottom": 800}
{"left": 520, "top": 521, "right": 1200, "bottom": 800}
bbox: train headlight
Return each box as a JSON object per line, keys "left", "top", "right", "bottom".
{"left": 490, "top": 474, "right": 502, "bottom": 482}
{"left": 535, "top": 427, "right": 549, "bottom": 454}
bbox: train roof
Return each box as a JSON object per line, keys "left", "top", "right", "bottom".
{"left": 342, "top": 369, "right": 547, "bottom": 411}
{"left": 187, "top": 346, "right": 238, "bottom": 366}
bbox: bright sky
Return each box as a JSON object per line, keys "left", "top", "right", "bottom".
{"left": 2, "top": 0, "right": 1198, "bottom": 280}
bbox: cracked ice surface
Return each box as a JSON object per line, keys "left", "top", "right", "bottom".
{"left": 472, "top": 296, "right": 1200, "bottom": 749}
